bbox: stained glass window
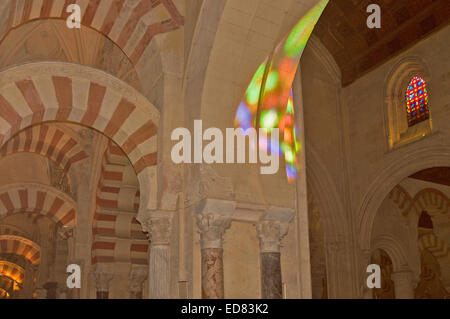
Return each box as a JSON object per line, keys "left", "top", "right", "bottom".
{"left": 405, "top": 76, "right": 429, "bottom": 127}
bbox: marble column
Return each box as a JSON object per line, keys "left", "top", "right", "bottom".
{"left": 196, "top": 212, "right": 232, "bottom": 299}
{"left": 391, "top": 270, "right": 414, "bottom": 299}
{"left": 256, "top": 220, "right": 289, "bottom": 299}
{"left": 142, "top": 211, "right": 173, "bottom": 299}
{"left": 93, "top": 264, "right": 114, "bottom": 299}
{"left": 129, "top": 264, "right": 148, "bottom": 299}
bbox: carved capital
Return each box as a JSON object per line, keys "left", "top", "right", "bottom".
{"left": 93, "top": 264, "right": 114, "bottom": 292}
{"left": 58, "top": 227, "right": 74, "bottom": 239}
{"left": 256, "top": 220, "right": 289, "bottom": 253}
{"left": 140, "top": 211, "right": 174, "bottom": 246}
{"left": 129, "top": 264, "right": 148, "bottom": 293}
{"left": 196, "top": 213, "right": 232, "bottom": 249}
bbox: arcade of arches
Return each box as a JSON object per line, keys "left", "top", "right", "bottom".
{"left": 0, "top": 0, "right": 449, "bottom": 299}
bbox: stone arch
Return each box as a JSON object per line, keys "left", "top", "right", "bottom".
{"left": 184, "top": 0, "right": 326, "bottom": 204}
{"left": 0, "top": 235, "right": 40, "bottom": 265}
{"left": 92, "top": 140, "right": 148, "bottom": 265}
{"left": 369, "top": 248, "right": 396, "bottom": 299}
{"left": 0, "top": 260, "right": 25, "bottom": 284}
{"left": 1, "top": 0, "right": 183, "bottom": 66}
{"left": 0, "top": 62, "right": 159, "bottom": 215}
{"left": 0, "top": 224, "right": 32, "bottom": 240}
{"left": 384, "top": 55, "right": 432, "bottom": 148}
{"left": 358, "top": 145, "right": 450, "bottom": 251}
{"left": 0, "top": 183, "right": 78, "bottom": 228}
{"left": 371, "top": 235, "right": 409, "bottom": 272}
{"left": 1, "top": 123, "right": 89, "bottom": 173}
{"left": 411, "top": 188, "right": 450, "bottom": 216}
{"left": 387, "top": 185, "right": 413, "bottom": 217}
{"left": 418, "top": 233, "right": 448, "bottom": 258}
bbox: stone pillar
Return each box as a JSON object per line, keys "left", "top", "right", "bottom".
{"left": 37, "top": 220, "right": 57, "bottom": 288}
{"left": 93, "top": 264, "right": 114, "bottom": 299}
{"left": 22, "top": 263, "right": 36, "bottom": 299}
{"left": 195, "top": 199, "right": 235, "bottom": 299}
{"left": 142, "top": 211, "right": 173, "bottom": 299}
{"left": 256, "top": 220, "right": 289, "bottom": 299}
{"left": 391, "top": 270, "right": 414, "bottom": 299}
{"left": 129, "top": 264, "right": 148, "bottom": 299}
{"left": 43, "top": 282, "right": 58, "bottom": 299}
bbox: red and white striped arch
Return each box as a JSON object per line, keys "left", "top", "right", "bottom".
{"left": 419, "top": 233, "right": 448, "bottom": 258}
{"left": 0, "top": 235, "right": 40, "bottom": 265}
{"left": 3, "top": 0, "right": 184, "bottom": 65}
{"left": 92, "top": 141, "right": 148, "bottom": 265}
{"left": 0, "top": 62, "right": 159, "bottom": 212}
{"left": 0, "top": 224, "right": 31, "bottom": 240}
{"left": 92, "top": 240, "right": 148, "bottom": 265}
{"left": 411, "top": 188, "right": 449, "bottom": 216}
{"left": 1, "top": 124, "right": 88, "bottom": 173}
{"left": 93, "top": 212, "right": 146, "bottom": 239}
{"left": 96, "top": 141, "right": 140, "bottom": 211}
{"left": 0, "top": 260, "right": 25, "bottom": 283}
{"left": 0, "top": 183, "right": 77, "bottom": 228}
{"left": 388, "top": 185, "right": 412, "bottom": 217}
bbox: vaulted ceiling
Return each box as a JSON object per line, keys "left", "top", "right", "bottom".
{"left": 313, "top": 0, "right": 450, "bottom": 86}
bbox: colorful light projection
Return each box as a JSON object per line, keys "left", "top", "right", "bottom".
{"left": 406, "top": 76, "right": 429, "bottom": 127}
{"left": 235, "top": 0, "right": 328, "bottom": 182}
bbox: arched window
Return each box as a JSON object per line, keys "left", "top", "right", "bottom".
{"left": 406, "top": 76, "right": 429, "bottom": 127}
{"left": 385, "top": 57, "right": 432, "bottom": 149}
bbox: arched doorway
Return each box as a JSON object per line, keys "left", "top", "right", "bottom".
{"left": 0, "top": 61, "right": 161, "bottom": 298}
{"left": 367, "top": 166, "right": 450, "bottom": 298}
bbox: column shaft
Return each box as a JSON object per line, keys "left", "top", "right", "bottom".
{"left": 201, "top": 248, "right": 224, "bottom": 299}
{"left": 392, "top": 271, "right": 414, "bottom": 299}
{"left": 256, "top": 220, "right": 289, "bottom": 299}
{"left": 141, "top": 212, "right": 173, "bottom": 299}
{"left": 149, "top": 245, "right": 170, "bottom": 298}
{"left": 260, "top": 252, "right": 282, "bottom": 299}
{"left": 195, "top": 199, "right": 235, "bottom": 299}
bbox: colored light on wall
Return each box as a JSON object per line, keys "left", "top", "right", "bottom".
{"left": 234, "top": 0, "right": 328, "bottom": 182}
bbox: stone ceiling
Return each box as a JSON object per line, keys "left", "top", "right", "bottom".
{"left": 313, "top": 0, "right": 450, "bottom": 86}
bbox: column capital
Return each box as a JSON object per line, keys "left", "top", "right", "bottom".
{"left": 93, "top": 264, "right": 114, "bottom": 291}
{"left": 196, "top": 214, "right": 232, "bottom": 249}
{"left": 256, "top": 220, "right": 289, "bottom": 253}
{"left": 129, "top": 264, "right": 148, "bottom": 293}
{"left": 194, "top": 199, "right": 235, "bottom": 249}
{"left": 140, "top": 210, "right": 174, "bottom": 245}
